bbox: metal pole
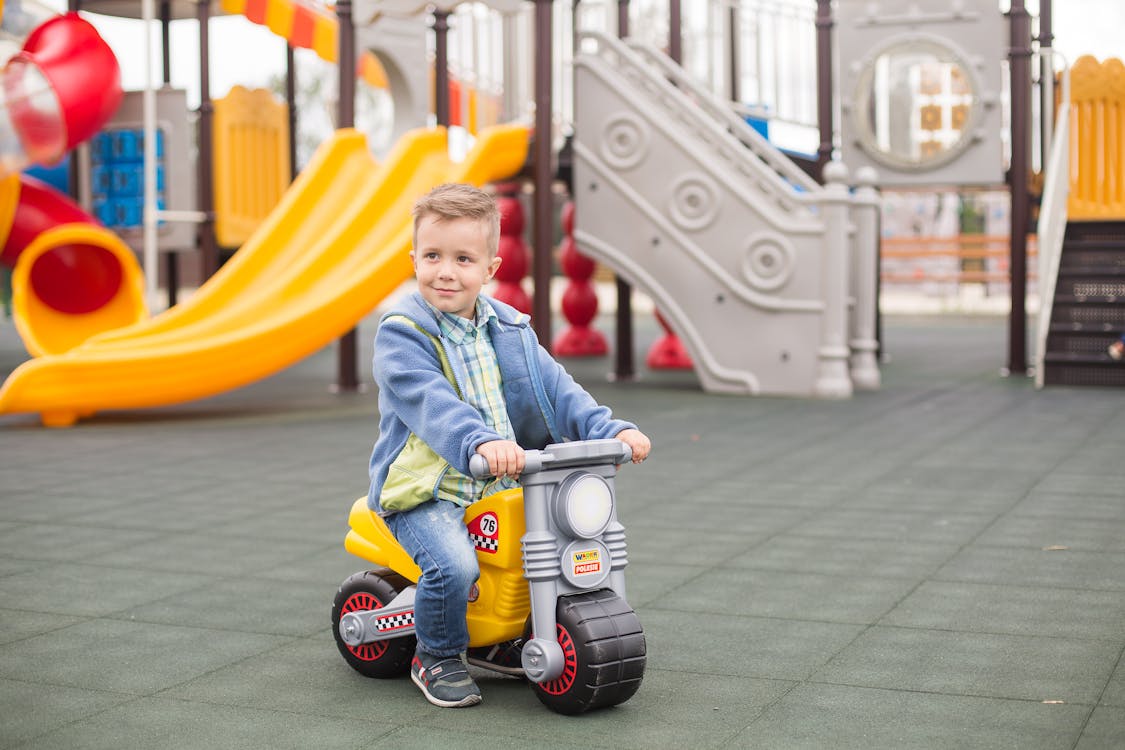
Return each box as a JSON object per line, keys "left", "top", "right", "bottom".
{"left": 433, "top": 10, "right": 451, "bottom": 127}
{"left": 161, "top": 0, "right": 178, "bottom": 306}
{"left": 1008, "top": 0, "right": 1032, "bottom": 375}
{"left": 814, "top": 0, "right": 833, "bottom": 180}
{"left": 160, "top": 1, "right": 172, "bottom": 84}
{"left": 143, "top": 0, "right": 159, "bottom": 306}
{"left": 197, "top": 0, "right": 218, "bottom": 279}
{"left": 668, "top": 0, "right": 681, "bottom": 64}
{"left": 1038, "top": 0, "right": 1054, "bottom": 172}
{"left": 613, "top": 0, "right": 634, "bottom": 379}
{"left": 286, "top": 44, "right": 297, "bottom": 181}
{"left": 533, "top": 0, "right": 554, "bottom": 346}
{"left": 335, "top": 0, "right": 359, "bottom": 391}
{"left": 728, "top": 2, "right": 740, "bottom": 102}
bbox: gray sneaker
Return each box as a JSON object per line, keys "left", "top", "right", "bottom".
{"left": 410, "top": 652, "right": 482, "bottom": 708}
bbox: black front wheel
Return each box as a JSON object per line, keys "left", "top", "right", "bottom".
{"left": 531, "top": 589, "right": 646, "bottom": 715}
{"left": 331, "top": 569, "right": 416, "bottom": 678}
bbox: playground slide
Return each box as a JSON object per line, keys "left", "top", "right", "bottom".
{"left": 0, "top": 14, "right": 142, "bottom": 356}
{"left": 571, "top": 31, "right": 865, "bottom": 398}
{"left": 0, "top": 123, "right": 530, "bottom": 426}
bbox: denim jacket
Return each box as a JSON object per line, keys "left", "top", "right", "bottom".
{"left": 367, "top": 292, "right": 635, "bottom": 515}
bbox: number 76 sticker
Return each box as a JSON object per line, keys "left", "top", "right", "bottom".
{"left": 469, "top": 512, "right": 499, "bottom": 553}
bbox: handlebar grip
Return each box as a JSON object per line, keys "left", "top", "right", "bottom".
{"left": 619, "top": 442, "right": 633, "bottom": 465}
{"left": 468, "top": 454, "right": 491, "bottom": 479}
{"left": 469, "top": 450, "right": 546, "bottom": 479}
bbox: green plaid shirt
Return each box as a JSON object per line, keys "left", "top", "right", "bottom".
{"left": 425, "top": 298, "right": 519, "bottom": 506}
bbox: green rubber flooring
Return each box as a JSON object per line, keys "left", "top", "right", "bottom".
{"left": 2, "top": 310, "right": 1123, "bottom": 749}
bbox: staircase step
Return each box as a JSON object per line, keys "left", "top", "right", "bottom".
{"left": 1049, "top": 321, "right": 1123, "bottom": 334}
{"left": 1053, "top": 276, "right": 1125, "bottom": 300}
{"left": 1049, "top": 304, "right": 1125, "bottom": 328}
{"left": 1060, "top": 237, "right": 1125, "bottom": 253}
{"left": 1064, "top": 221, "right": 1125, "bottom": 245}
{"left": 1057, "top": 262, "right": 1125, "bottom": 275}
{"left": 1043, "top": 355, "right": 1125, "bottom": 387}
{"left": 1045, "top": 330, "right": 1121, "bottom": 356}
{"left": 1058, "top": 245, "right": 1125, "bottom": 270}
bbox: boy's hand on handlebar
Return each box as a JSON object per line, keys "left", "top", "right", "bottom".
{"left": 616, "top": 428, "right": 651, "bottom": 464}
{"left": 476, "top": 440, "right": 525, "bottom": 479}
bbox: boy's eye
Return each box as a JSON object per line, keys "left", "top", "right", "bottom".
{"left": 458, "top": 255, "right": 472, "bottom": 264}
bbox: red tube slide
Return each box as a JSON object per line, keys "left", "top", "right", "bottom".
{"left": 0, "top": 13, "right": 143, "bottom": 356}
{"left": 0, "top": 175, "right": 146, "bottom": 356}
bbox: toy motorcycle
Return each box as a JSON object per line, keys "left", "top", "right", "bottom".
{"left": 331, "top": 438, "right": 646, "bottom": 715}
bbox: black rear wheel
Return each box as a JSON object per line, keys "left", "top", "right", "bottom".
{"left": 331, "top": 569, "right": 416, "bottom": 678}
{"left": 531, "top": 589, "right": 646, "bottom": 715}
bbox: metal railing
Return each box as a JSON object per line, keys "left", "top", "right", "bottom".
{"left": 1034, "top": 54, "right": 1072, "bottom": 387}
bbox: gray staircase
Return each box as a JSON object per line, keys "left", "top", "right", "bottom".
{"left": 1043, "top": 221, "right": 1125, "bottom": 386}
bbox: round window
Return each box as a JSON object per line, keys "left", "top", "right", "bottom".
{"left": 851, "top": 37, "right": 983, "bottom": 171}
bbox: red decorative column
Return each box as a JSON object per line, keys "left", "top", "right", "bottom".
{"left": 646, "top": 310, "right": 692, "bottom": 369}
{"left": 492, "top": 183, "right": 531, "bottom": 313}
{"left": 553, "top": 200, "right": 607, "bottom": 355}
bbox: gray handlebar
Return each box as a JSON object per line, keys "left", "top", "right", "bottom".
{"left": 468, "top": 439, "right": 631, "bottom": 479}
{"left": 469, "top": 451, "right": 546, "bottom": 479}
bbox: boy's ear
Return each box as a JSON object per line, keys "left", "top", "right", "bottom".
{"left": 487, "top": 254, "right": 502, "bottom": 281}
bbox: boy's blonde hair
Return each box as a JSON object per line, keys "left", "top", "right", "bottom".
{"left": 412, "top": 183, "right": 501, "bottom": 257}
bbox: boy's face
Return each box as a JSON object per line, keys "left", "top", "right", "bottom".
{"left": 411, "top": 214, "right": 501, "bottom": 319}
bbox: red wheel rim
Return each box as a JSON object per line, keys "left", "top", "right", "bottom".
{"left": 539, "top": 624, "right": 578, "bottom": 695}
{"left": 341, "top": 592, "right": 386, "bottom": 661}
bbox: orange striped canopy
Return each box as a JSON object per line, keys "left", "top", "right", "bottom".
{"left": 220, "top": 0, "right": 387, "bottom": 88}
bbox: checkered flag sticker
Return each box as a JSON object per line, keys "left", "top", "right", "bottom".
{"left": 374, "top": 611, "right": 414, "bottom": 633}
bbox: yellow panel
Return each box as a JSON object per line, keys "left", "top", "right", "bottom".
{"left": 212, "top": 86, "right": 291, "bottom": 248}
{"left": 1068, "top": 56, "right": 1125, "bottom": 220}
{"left": 0, "top": 174, "right": 20, "bottom": 251}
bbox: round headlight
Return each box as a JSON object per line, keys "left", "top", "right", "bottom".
{"left": 554, "top": 472, "right": 614, "bottom": 539}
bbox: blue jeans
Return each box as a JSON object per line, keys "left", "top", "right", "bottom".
{"left": 385, "top": 499, "right": 480, "bottom": 658}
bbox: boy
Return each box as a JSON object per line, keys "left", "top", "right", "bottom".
{"left": 367, "top": 183, "right": 651, "bottom": 708}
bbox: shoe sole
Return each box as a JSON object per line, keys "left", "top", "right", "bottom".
{"left": 411, "top": 670, "right": 483, "bottom": 708}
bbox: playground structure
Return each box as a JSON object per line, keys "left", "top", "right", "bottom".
{"left": 0, "top": 0, "right": 1122, "bottom": 426}
{"left": 1034, "top": 54, "right": 1125, "bottom": 387}
{"left": 0, "top": 123, "right": 528, "bottom": 427}
{"left": 0, "top": 12, "right": 147, "bottom": 357}
{"left": 572, "top": 30, "right": 879, "bottom": 396}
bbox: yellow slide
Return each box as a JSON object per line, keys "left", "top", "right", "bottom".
{"left": 0, "top": 123, "right": 529, "bottom": 427}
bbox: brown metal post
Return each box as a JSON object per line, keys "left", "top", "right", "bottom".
{"left": 1008, "top": 0, "right": 1031, "bottom": 375}
{"left": 1038, "top": 0, "right": 1053, "bottom": 170}
{"left": 814, "top": 0, "right": 833, "bottom": 180}
{"left": 335, "top": 0, "right": 360, "bottom": 391}
{"left": 68, "top": 0, "right": 82, "bottom": 197}
{"left": 197, "top": 0, "right": 218, "bottom": 279}
{"left": 160, "top": 1, "right": 172, "bottom": 84}
{"left": 433, "top": 10, "right": 451, "bottom": 127}
{"left": 286, "top": 44, "right": 297, "bottom": 181}
{"left": 668, "top": 0, "right": 682, "bottom": 64}
{"left": 161, "top": 1, "right": 178, "bottom": 306}
{"left": 612, "top": 0, "right": 634, "bottom": 380}
{"left": 728, "top": 3, "right": 739, "bottom": 101}
{"left": 533, "top": 0, "right": 554, "bottom": 346}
